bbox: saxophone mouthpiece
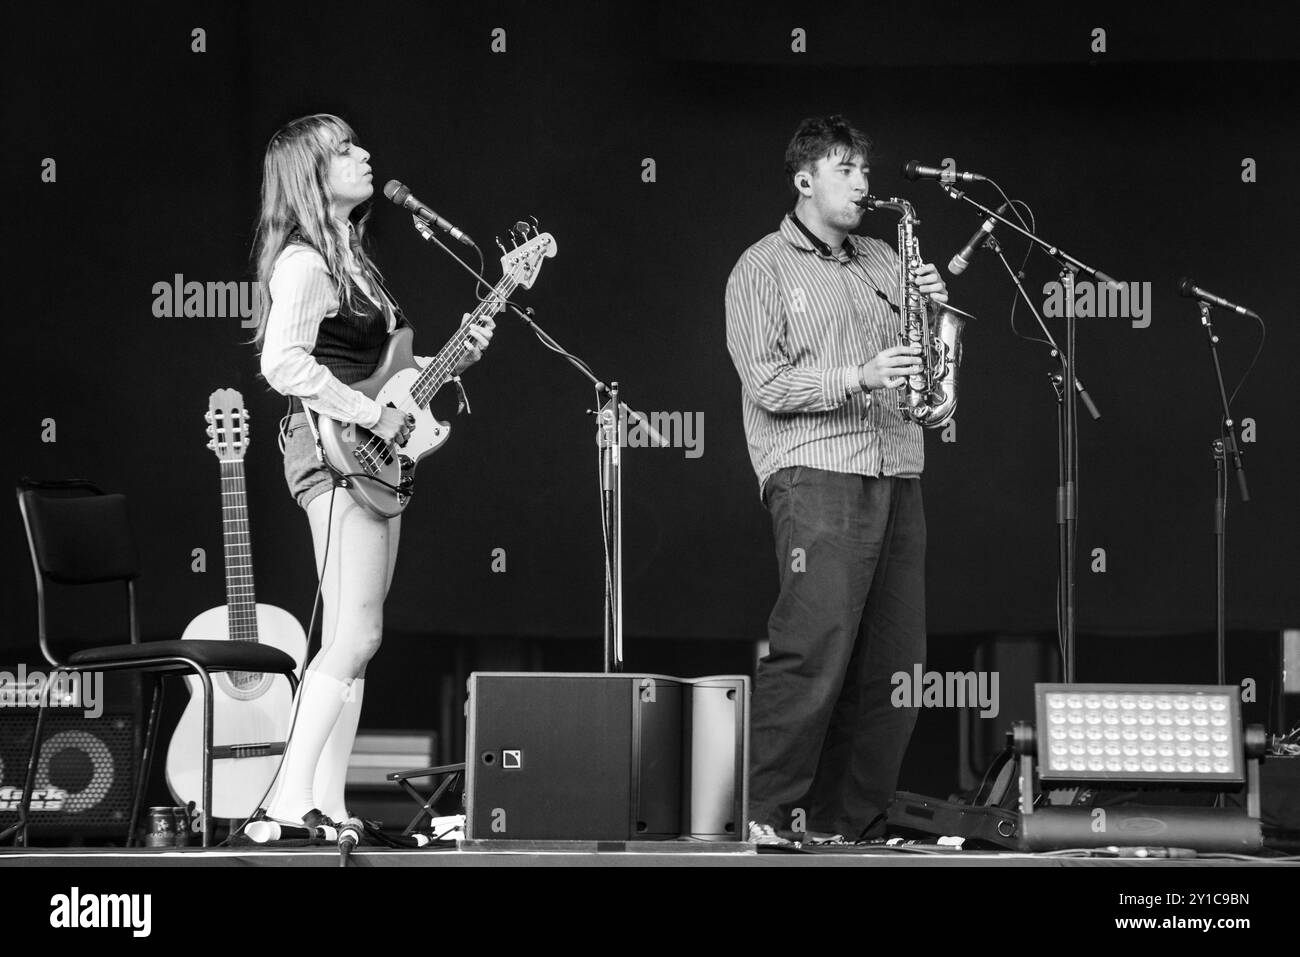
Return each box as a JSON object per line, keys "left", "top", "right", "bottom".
{"left": 855, "top": 196, "right": 882, "bottom": 210}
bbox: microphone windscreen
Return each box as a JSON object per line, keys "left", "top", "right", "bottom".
{"left": 1178, "top": 276, "right": 1195, "bottom": 298}
{"left": 383, "top": 180, "right": 408, "bottom": 204}
{"left": 901, "top": 160, "right": 921, "bottom": 181}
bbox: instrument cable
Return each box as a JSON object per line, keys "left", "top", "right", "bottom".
{"left": 1227, "top": 314, "right": 1266, "bottom": 408}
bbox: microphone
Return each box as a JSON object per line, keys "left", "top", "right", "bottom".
{"left": 948, "top": 203, "right": 1009, "bottom": 275}
{"left": 338, "top": 817, "right": 363, "bottom": 854}
{"left": 1178, "top": 277, "right": 1261, "bottom": 319}
{"left": 383, "top": 180, "right": 475, "bottom": 247}
{"left": 902, "top": 160, "right": 987, "bottom": 183}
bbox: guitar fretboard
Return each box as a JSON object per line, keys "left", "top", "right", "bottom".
{"left": 410, "top": 272, "right": 521, "bottom": 407}
{"left": 220, "top": 460, "right": 259, "bottom": 642}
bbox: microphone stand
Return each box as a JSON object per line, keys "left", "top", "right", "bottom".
{"left": 985, "top": 235, "right": 1101, "bottom": 681}
{"left": 409, "top": 219, "right": 665, "bottom": 673}
{"left": 941, "top": 186, "right": 1114, "bottom": 682}
{"left": 1197, "top": 301, "right": 1250, "bottom": 687}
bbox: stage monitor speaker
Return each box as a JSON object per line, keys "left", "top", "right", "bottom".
{"left": 0, "top": 668, "right": 142, "bottom": 841}
{"left": 464, "top": 672, "right": 747, "bottom": 842}
{"left": 682, "top": 676, "right": 748, "bottom": 840}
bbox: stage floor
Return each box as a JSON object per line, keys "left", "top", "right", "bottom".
{"left": 1, "top": 843, "right": 1295, "bottom": 867}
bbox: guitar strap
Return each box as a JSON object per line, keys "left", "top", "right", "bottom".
{"left": 279, "top": 400, "right": 353, "bottom": 491}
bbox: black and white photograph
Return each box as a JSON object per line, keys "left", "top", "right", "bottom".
{"left": 1, "top": 0, "right": 1297, "bottom": 935}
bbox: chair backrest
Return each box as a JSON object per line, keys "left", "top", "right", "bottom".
{"left": 16, "top": 479, "right": 142, "bottom": 663}
{"left": 18, "top": 483, "right": 140, "bottom": 584}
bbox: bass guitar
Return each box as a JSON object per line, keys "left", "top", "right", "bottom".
{"left": 316, "top": 222, "right": 557, "bottom": 518}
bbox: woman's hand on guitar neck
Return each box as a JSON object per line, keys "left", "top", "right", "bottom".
{"left": 370, "top": 407, "right": 414, "bottom": 446}
{"left": 452, "top": 312, "right": 496, "bottom": 375}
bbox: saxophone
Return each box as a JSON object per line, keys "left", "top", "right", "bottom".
{"left": 860, "top": 196, "right": 975, "bottom": 428}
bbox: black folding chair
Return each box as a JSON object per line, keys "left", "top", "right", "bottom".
{"left": 388, "top": 762, "right": 465, "bottom": 836}
{"left": 6, "top": 479, "right": 299, "bottom": 847}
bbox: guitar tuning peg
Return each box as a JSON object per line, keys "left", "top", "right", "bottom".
{"left": 495, "top": 236, "right": 507, "bottom": 255}
{"left": 529, "top": 216, "right": 539, "bottom": 234}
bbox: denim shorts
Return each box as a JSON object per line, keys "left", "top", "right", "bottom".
{"left": 281, "top": 412, "right": 335, "bottom": 510}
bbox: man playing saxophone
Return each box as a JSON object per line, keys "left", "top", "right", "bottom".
{"left": 725, "top": 114, "right": 949, "bottom": 845}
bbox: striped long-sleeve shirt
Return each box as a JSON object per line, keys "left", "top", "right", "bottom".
{"left": 260, "top": 245, "right": 391, "bottom": 427}
{"left": 725, "top": 213, "right": 924, "bottom": 494}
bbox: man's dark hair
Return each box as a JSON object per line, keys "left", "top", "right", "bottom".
{"left": 783, "top": 115, "right": 873, "bottom": 194}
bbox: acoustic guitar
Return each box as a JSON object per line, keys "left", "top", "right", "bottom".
{"left": 165, "top": 389, "right": 307, "bottom": 820}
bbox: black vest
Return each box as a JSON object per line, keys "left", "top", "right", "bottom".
{"left": 287, "top": 241, "right": 408, "bottom": 413}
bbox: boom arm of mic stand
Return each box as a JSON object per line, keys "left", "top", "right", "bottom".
{"left": 408, "top": 215, "right": 650, "bottom": 422}
{"left": 940, "top": 185, "right": 1117, "bottom": 285}
{"left": 408, "top": 216, "right": 655, "bottom": 671}
{"left": 1199, "top": 302, "right": 1250, "bottom": 503}
{"left": 505, "top": 303, "right": 665, "bottom": 444}
{"left": 985, "top": 236, "right": 1101, "bottom": 421}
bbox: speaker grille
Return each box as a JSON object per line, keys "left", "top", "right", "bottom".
{"left": 0, "top": 710, "right": 139, "bottom": 838}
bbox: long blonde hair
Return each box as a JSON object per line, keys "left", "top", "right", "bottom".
{"left": 250, "top": 113, "right": 390, "bottom": 343}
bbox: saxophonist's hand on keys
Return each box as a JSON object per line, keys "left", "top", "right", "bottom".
{"left": 860, "top": 345, "right": 924, "bottom": 391}
{"left": 912, "top": 261, "right": 949, "bottom": 303}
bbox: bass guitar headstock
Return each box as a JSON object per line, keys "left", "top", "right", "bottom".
{"left": 495, "top": 218, "right": 557, "bottom": 290}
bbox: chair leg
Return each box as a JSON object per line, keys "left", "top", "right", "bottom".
{"left": 197, "top": 668, "right": 215, "bottom": 847}
{"left": 14, "top": 672, "right": 58, "bottom": 848}
{"left": 128, "top": 675, "right": 166, "bottom": 848}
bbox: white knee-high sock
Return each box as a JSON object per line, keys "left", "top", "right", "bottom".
{"left": 266, "top": 670, "right": 353, "bottom": 822}
{"left": 313, "top": 677, "right": 364, "bottom": 822}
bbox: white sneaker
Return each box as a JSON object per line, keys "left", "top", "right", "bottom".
{"left": 747, "top": 821, "right": 795, "bottom": 847}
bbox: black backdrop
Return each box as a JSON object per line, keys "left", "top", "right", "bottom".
{"left": 5, "top": 1, "right": 1298, "bottom": 653}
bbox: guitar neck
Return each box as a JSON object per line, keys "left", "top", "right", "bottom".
{"left": 410, "top": 272, "right": 520, "bottom": 406}
{"left": 220, "top": 460, "right": 259, "bottom": 642}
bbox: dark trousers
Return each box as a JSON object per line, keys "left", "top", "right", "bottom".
{"left": 749, "top": 467, "right": 926, "bottom": 840}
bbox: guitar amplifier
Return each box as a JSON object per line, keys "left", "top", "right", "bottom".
{"left": 464, "top": 672, "right": 747, "bottom": 842}
{"left": 0, "top": 668, "right": 142, "bottom": 841}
